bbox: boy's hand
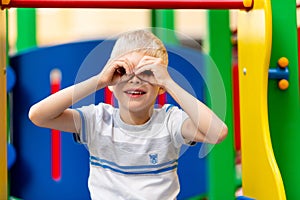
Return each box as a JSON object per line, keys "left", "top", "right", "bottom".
{"left": 98, "top": 58, "right": 134, "bottom": 87}
{"left": 134, "top": 56, "right": 170, "bottom": 87}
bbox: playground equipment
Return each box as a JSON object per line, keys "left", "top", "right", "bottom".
{"left": 269, "top": 0, "right": 300, "bottom": 199}
{"left": 268, "top": 57, "right": 289, "bottom": 90}
{"left": 238, "top": 0, "right": 286, "bottom": 199}
{"left": 206, "top": 9, "right": 236, "bottom": 200}
{"left": 1, "top": 0, "right": 300, "bottom": 199}
{"left": 0, "top": 10, "right": 7, "bottom": 200}
{"left": 1, "top": 0, "right": 253, "bottom": 9}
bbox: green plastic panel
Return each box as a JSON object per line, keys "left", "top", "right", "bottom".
{"left": 206, "top": 10, "right": 236, "bottom": 200}
{"left": 269, "top": 0, "right": 300, "bottom": 199}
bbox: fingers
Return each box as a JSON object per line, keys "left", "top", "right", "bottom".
{"left": 137, "top": 56, "right": 158, "bottom": 67}
{"left": 134, "top": 64, "right": 152, "bottom": 75}
{"left": 135, "top": 56, "right": 164, "bottom": 72}
{"left": 100, "top": 58, "right": 134, "bottom": 86}
{"left": 103, "top": 55, "right": 166, "bottom": 86}
{"left": 111, "top": 59, "right": 134, "bottom": 75}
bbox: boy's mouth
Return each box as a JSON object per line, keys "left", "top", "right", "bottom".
{"left": 124, "top": 89, "right": 146, "bottom": 96}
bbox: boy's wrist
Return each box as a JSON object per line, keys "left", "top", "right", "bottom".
{"left": 163, "top": 78, "right": 176, "bottom": 92}
{"left": 91, "top": 75, "right": 105, "bottom": 90}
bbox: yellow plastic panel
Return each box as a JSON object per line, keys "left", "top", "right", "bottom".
{"left": 0, "top": 10, "right": 7, "bottom": 199}
{"left": 237, "top": 0, "right": 286, "bottom": 199}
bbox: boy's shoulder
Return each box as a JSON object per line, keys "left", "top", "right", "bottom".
{"left": 161, "top": 104, "right": 179, "bottom": 113}
{"left": 96, "top": 103, "right": 179, "bottom": 113}
{"left": 97, "top": 102, "right": 114, "bottom": 110}
{"left": 158, "top": 104, "right": 188, "bottom": 122}
{"left": 76, "top": 103, "right": 115, "bottom": 117}
{"left": 81, "top": 103, "right": 181, "bottom": 115}
{"left": 153, "top": 104, "right": 184, "bottom": 120}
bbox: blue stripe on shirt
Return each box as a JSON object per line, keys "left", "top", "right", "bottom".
{"left": 90, "top": 155, "right": 178, "bottom": 170}
{"left": 90, "top": 160, "right": 178, "bottom": 175}
{"left": 165, "top": 104, "right": 175, "bottom": 112}
{"left": 75, "top": 109, "right": 87, "bottom": 143}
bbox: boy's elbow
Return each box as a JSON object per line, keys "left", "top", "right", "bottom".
{"left": 28, "top": 106, "right": 37, "bottom": 125}
{"left": 215, "top": 124, "right": 228, "bottom": 144}
{"left": 198, "top": 123, "right": 228, "bottom": 144}
{"left": 28, "top": 105, "right": 43, "bottom": 127}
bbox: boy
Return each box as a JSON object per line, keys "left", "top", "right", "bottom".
{"left": 29, "top": 29, "right": 228, "bottom": 199}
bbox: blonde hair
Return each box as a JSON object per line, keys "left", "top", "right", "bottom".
{"left": 110, "top": 29, "right": 168, "bottom": 65}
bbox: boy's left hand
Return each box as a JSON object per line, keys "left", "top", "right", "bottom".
{"left": 134, "top": 56, "right": 170, "bottom": 87}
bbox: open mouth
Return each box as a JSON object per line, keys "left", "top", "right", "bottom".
{"left": 124, "top": 89, "right": 146, "bottom": 96}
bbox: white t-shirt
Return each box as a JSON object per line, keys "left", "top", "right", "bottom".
{"left": 75, "top": 103, "right": 190, "bottom": 200}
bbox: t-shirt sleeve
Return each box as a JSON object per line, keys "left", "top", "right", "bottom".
{"left": 165, "top": 104, "right": 195, "bottom": 148}
{"left": 73, "top": 104, "right": 100, "bottom": 145}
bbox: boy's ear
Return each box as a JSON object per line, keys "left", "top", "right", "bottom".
{"left": 158, "top": 87, "right": 166, "bottom": 95}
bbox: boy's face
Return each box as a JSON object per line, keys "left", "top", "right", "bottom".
{"left": 111, "top": 52, "right": 162, "bottom": 113}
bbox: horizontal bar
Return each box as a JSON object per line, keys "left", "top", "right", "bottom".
{"left": 1, "top": 0, "right": 253, "bottom": 9}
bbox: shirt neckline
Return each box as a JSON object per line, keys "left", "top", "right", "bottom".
{"left": 114, "top": 109, "right": 157, "bottom": 132}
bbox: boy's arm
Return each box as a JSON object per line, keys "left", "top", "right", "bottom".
{"left": 29, "top": 58, "right": 134, "bottom": 133}
{"left": 29, "top": 76, "right": 101, "bottom": 133}
{"left": 135, "top": 56, "right": 228, "bottom": 144}
{"left": 164, "top": 79, "right": 228, "bottom": 144}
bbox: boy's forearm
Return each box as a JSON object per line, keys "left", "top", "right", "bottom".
{"left": 164, "top": 79, "right": 224, "bottom": 138}
{"left": 29, "top": 76, "right": 103, "bottom": 122}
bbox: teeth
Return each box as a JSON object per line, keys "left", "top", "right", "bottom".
{"left": 126, "top": 91, "right": 144, "bottom": 95}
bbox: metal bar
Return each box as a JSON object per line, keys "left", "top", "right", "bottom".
{"left": 50, "top": 69, "right": 61, "bottom": 181}
{"left": 1, "top": 0, "right": 252, "bottom": 9}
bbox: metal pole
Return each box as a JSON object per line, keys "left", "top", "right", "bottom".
{"left": 1, "top": 0, "right": 253, "bottom": 9}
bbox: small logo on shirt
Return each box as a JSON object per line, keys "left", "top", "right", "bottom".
{"left": 149, "top": 153, "right": 158, "bottom": 165}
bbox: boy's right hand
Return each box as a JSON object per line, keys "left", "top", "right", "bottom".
{"left": 98, "top": 58, "right": 134, "bottom": 87}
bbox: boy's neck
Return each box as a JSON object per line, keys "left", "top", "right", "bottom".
{"left": 119, "top": 108, "right": 153, "bottom": 125}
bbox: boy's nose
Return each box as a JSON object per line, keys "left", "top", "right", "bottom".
{"left": 128, "top": 74, "right": 142, "bottom": 84}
